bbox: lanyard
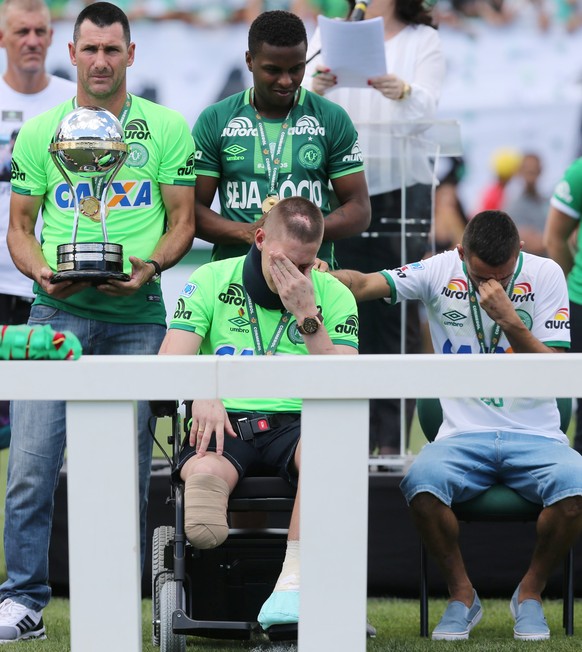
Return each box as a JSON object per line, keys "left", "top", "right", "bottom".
{"left": 251, "top": 88, "right": 297, "bottom": 200}
{"left": 464, "top": 260, "right": 518, "bottom": 354}
{"left": 243, "top": 288, "right": 291, "bottom": 356}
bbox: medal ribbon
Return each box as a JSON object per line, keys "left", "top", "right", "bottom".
{"left": 243, "top": 288, "right": 291, "bottom": 356}
{"left": 251, "top": 88, "right": 297, "bottom": 200}
{"left": 464, "top": 258, "right": 519, "bottom": 354}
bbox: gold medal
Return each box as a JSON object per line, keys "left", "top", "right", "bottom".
{"left": 79, "top": 196, "right": 108, "bottom": 222}
{"left": 261, "top": 195, "right": 280, "bottom": 214}
{"left": 79, "top": 196, "right": 100, "bottom": 221}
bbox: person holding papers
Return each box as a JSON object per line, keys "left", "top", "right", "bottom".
{"left": 306, "top": 0, "right": 446, "bottom": 457}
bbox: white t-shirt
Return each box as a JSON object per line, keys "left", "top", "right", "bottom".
{"left": 0, "top": 74, "right": 76, "bottom": 298}
{"left": 305, "top": 23, "right": 445, "bottom": 195}
{"left": 382, "top": 249, "right": 571, "bottom": 441}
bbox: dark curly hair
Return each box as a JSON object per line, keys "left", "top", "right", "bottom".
{"left": 248, "top": 10, "right": 307, "bottom": 57}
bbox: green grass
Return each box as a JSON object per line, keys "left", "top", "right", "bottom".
{"left": 0, "top": 416, "right": 578, "bottom": 650}
{"left": 6, "top": 596, "right": 582, "bottom": 650}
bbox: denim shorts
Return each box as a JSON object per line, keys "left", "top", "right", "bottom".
{"left": 400, "top": 431, "right": 582, "bottom": 508}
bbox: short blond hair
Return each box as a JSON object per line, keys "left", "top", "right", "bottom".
{"left": 265, "top": 196, "right": 324, "bottom": 245}
{"left": 0, "top": 0, "right": 51, "bottom": 30}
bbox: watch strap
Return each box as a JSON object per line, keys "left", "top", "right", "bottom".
{"left": 145, "top": 259, "right": 162, "bottom": 280}
{"left": 297, "top": 310, "right": 323, "bottom": 335}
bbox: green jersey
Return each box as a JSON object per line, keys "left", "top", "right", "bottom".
{"left": 169, "top": 254, "right": 359, "bottom": 412}
{"left": 550, "top": 156, "right": 582, "bottom": 303}
{"left": 11, "top": 94, "right": 196, "bottom": 324}
{"left": 193, "top": 87, "right": 364, "bottom": 266}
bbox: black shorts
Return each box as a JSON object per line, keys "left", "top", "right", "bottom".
{"left": 176, "top": 412, "right": 301, "bottom": 487}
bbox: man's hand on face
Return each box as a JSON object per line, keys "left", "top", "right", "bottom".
{"left": 478, "top": 279, "right": 515, "bottom": 324}
{"left": 269, "top": 250, "right": 317, "bottom": 318}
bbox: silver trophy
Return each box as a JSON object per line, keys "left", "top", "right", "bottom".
{"left": 48, "top": 106, "right": 130, "bottom": 284}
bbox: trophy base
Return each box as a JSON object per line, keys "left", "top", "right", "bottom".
{"left": 50, "top": 242, "right": 130, "bottom": 285}
{"left": 51, "top": 269, "right": 131, "bottom": 284}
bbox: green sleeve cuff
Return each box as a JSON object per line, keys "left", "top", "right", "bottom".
{"left": 379, "top": 271, "right": 397, "bottom": 304}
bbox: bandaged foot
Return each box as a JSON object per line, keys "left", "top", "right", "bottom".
{"left": 258, "top": 540, "right": 300, "bottom": 629}
{"left": 184, "top": 474, "right": 229, "bottom": 549}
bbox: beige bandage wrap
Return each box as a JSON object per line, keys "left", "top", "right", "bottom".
{"left": 184, "top": 474, "right": 230, "bottom": 549}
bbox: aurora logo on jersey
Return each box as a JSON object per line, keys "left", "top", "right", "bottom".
{"left": 441, "top": 278, "right": 468, "bottom": 300}
{"left": 288, "top": 116, "right": 325, "bottom": 136}
{"left": 221, "top": 117, "right": 257, "bottom": 138}
{"left": 335, "top": 314, "right": 359, "bottom": 336}
{"left": 219, "top": 283, "right": 246, "bottom": 306}
{"left": 511, "top": 282, "right": 535, "bottom": 303}
{"left": 226, "top": 180, "right": 323, "bottom": 209}
{"left": 54, "top": 180, "right": 152, "bottom": 209}
{"left": 10, "top": 160, "right": 25, "bottom": 182}
{"left": 125, "top": 119, "right": 151, "bottom": 140}
{"left": 545, "top": 307, "right": 570, "bottom": 330}
{"left": 178, "top": 153, "right": 195, "bottom": 177}
{"left": 173, "top": 298, "right": 192, "bottom": 320}
{"left": 342, "top": 141, "right": 363, "bottom": 163}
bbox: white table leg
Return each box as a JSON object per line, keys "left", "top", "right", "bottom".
{"left": 299, "top": 399, "right": 369, "bottom": 652}
{"left": 66, "top": 401, "right": 142, "bottom": 652}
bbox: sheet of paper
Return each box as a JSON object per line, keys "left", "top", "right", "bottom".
{"left": 317, "top": 15, "right": 387, "bottom": 89}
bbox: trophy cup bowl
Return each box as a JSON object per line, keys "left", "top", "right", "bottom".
{"left": 49, "top": 106, "right": 130, "bottom": 284}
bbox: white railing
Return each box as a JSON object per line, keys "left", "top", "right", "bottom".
{"left": 0, "top": 352, "right": 579, "bottom": 652}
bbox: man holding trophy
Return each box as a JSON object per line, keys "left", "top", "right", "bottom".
{"left": 2, "top": 2, "right": 196, "bottom": 642}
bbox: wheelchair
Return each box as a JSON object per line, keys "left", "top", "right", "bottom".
{"left": 149, "top": 401, "right": 298, "bottom": 651}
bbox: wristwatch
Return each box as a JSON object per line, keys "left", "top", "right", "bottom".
{"left": 145, "top": 259, "right": 162, "bottom": 282}
{"left": 297, "top": 311, "right": 323, "bottom": 336}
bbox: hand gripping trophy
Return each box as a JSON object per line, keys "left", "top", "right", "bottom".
{"left": 48, "top": 105, "right": 130, "bottom": 284}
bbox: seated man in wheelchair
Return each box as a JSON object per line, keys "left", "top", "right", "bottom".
{"left": 158, "top": 196, "right": 358, "bottom": 629}
{"left": 332, "top": 210, "right": 582, "bottom": 641}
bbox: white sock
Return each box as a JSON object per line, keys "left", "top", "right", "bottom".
{"left": 274, "top": 540, "right": 300, "bottom": 592}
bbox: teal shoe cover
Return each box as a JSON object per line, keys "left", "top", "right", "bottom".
{"left": 258, "top": 591, "right": 299, "bottom": 630}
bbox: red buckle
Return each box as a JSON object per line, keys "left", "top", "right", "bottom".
{"left": 257, "top": 418, "right": 269, "bottom": 431}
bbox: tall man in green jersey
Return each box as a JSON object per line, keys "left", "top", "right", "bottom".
{"left": 545, "top": 156, "right": 582, "bottom": 453}
{"left": 159, "top": 196, "right": 359, "bottom": 630}
{"left": 193, "top": 9, "right": 371, "bottom": 268}
{"left": 1, "top": 2, "right": 196, "bottom": 642}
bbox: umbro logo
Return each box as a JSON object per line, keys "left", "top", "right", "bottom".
{"left": 442, "top": 310, "right": 467, "bottom": 328}
{"left": 224, "top": 143, "right": 247, "bottom": 161}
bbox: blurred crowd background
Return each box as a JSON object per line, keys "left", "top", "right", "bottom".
{"left": 1, "top": 0, "right": 582, "bottom": 252}
{"left": 30, "top": 0, "right": 582, "bottom": 31}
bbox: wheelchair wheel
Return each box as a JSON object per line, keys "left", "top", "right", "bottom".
{"left": 160, "top": 580, "right": 186, "bottom": 652}
{"left": 152, "top": 525, "right": 175, "bottom": 646}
